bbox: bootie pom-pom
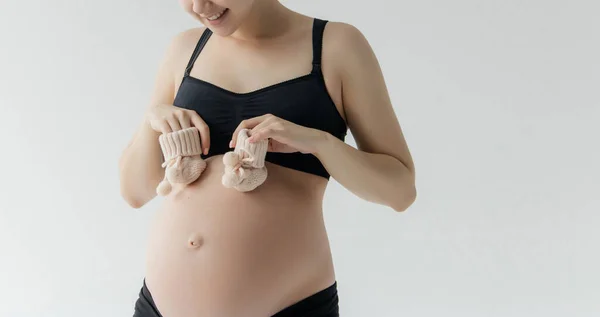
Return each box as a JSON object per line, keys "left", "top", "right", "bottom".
{"left": 223, "top": 151, "right": 241, "bottom": 166}
{"left": 156, "top": 179, "right": 172, "bottom": 196}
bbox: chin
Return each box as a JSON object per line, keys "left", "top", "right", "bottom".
{"left": 207, "top": 25, "right": 238, "bottom": 37}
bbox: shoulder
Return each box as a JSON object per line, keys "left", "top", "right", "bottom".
{"left": 322, "top": 21, "right": 372, "bottom": 57}
{"left": 165, "top": 27, "right": 207, "bottom": 59}
{"left": 158, "top": 27, "right": 207, "bottom": 77}
{"left": 321, "top": 21, "right": 377, "bottom": 74}
{"left": 323, "top": 21, "right": 369, "bottom": 45}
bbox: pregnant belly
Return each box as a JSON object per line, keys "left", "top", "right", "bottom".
{"left": 143, "top": 156, "right": 336, "bottom": 317}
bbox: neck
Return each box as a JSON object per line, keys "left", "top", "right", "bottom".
{"left": 230, "top": 1, "right": 297, "bottom": 41}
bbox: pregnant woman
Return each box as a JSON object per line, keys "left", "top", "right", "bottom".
{"left": 118, "top": 0, "right": 417, "bottom": 316}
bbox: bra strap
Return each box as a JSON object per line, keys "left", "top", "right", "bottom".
{"left": 311, "top": 18, "right": 328, "bottom": 73}
{"left": 184, "top": 28, "right": 213, "bottom": 77}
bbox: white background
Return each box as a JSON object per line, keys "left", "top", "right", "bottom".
{"left": 1, "top": 0, "right": 599, "bottom": 316}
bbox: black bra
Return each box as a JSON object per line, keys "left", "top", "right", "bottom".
{"left": 172, "top": 18, "right": 347, "bottom": 179}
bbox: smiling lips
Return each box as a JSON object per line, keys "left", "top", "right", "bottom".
{"left": 201, "top": 8, "right": 228, "bottom": 21}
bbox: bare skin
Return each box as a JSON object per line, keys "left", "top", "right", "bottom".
{"left": 119, "top": 1, "right": 416, "bottom": 316}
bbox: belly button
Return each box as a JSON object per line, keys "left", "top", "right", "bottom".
{"left": 187, "top": 234, "right": 204, "bottom": 249}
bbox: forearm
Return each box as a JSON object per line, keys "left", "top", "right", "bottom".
{"left": 314, "top": 132, "right": 416, "bottom": 212}
{"left": 118, "top": 118, "right": 165, "bottom": 208}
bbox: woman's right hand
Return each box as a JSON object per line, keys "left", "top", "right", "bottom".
{"left": 146, "top": 104, "right": 210, "bottom": 155}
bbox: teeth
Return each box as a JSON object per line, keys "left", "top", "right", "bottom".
{"left": 207, "top": 9, "right": 226, "bottom": 21}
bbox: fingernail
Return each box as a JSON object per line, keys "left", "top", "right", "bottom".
{"left": 204, "top": 148, "right": 208, "bottom": 155}
{"left": 229, "top": 140, "right": 233, "bottom": 148}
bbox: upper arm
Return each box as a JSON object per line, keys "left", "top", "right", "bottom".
{"left": 127, "top": 28, "right": 203, "bottom": 149}
{"left": 329, "top": 22, "right": 415, "bottom": 173}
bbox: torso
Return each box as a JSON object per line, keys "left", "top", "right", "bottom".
{"left": 144, "top": 16, "right": 347, "bottom": 317}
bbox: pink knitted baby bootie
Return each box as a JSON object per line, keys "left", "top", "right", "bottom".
{"left": 222, "top": 129, "right": 268, "bottom": 192}
{"left": 156, "top": 127, "right": 207, "bottom": 196}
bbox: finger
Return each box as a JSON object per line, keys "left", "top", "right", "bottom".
{"left": 166, "top": 116, "right": 182, "bottom": 131}
{"left": 189, "top": 111, "right": 210, "bottom": 155}
{"left": 157, "top": 120, "right": 172, "bottom": 134}
{"left": 250, "top": 119, "right": 286, "bottom": 142}
{"left": 231, "top": 114, "right": 272, "bottom": 148}
{"left": 175, "top": 110, "right": 191, "bottom": 129}
{"left": 248, "top": 118, "right": 273, "bottom": 137}
{"left": 249, "top": 125, "right": 281, "bottom": 143}
{"left": 245, "top": 121, "right": 275, "bottom": 146}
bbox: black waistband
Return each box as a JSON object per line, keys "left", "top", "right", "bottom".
{"left": 272, "top": 281, "right": 339, "bottom": 317}
{"left": 133, "top": 279, "right": 339, "bottom": 317}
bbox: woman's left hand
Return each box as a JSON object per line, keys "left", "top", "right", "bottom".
{"left": 230, "top": 114, "right": 328, "bottom": 154}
